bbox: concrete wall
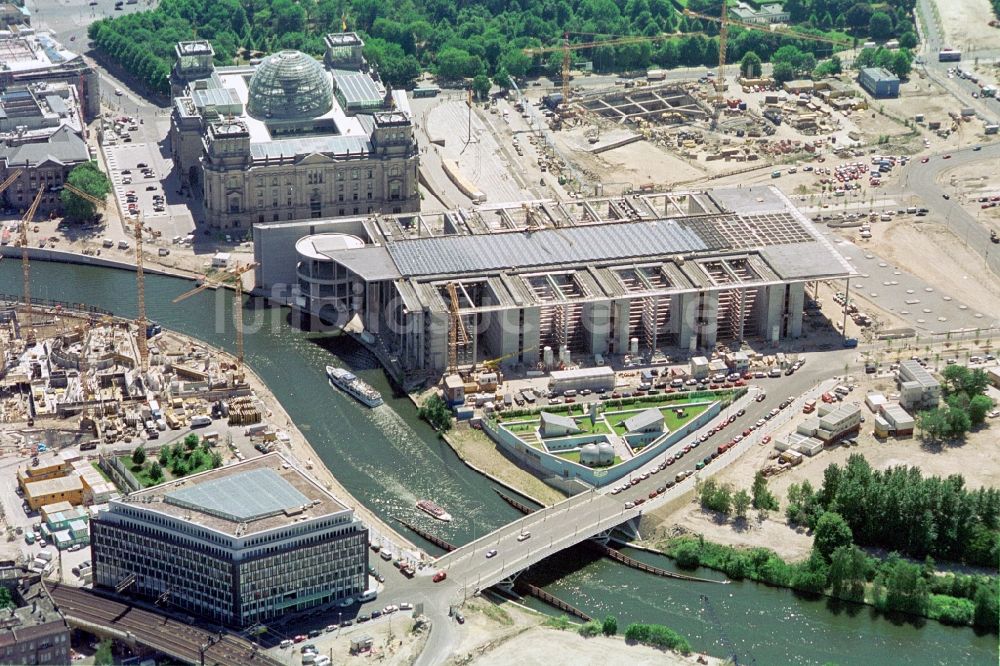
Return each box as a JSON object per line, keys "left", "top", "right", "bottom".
{"left": 253, "top": 217, "right": 370, "bottom": 295}
{"left": 485, "top": 399, "right": 725, "bottom": 487}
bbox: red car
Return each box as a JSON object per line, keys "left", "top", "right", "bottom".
{"left": 433, "top": 570, "right": 447, "bottom": 583}
{"left": 921, "top": 157, "right": 929, "bottom": 163}
{"left": 943, "top": 154, "right": 952, "bottom": 159}
{"left": 293, "top": 635, "right": 307, "bottom": 643}
{"left": 762, "top": 435, "right": 771, "bottom": 445}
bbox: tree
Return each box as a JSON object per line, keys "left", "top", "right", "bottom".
{"left": 95, "top": 639, "right": 114, "bottom": 666}
{"left": 131, "top": 446, "right": 146, "bottom": 466}
{"left": 158, "top": 448, "right": 169, "bottom": 466}
{"left": 771, "top": 61, "right": 795, "bottom": 84}
{"left": 184, "top": 433, "right": 200, "bottom": 450}
{"left": 917, "top": 407, "right": 951, "bottom": 441}
{"left": 673, "top": 540, "right": 701, "bottom": 568}
{"left": 472, "top": 74, "right": 491, "bottom": 100}
{"left": 968, "top": 395, "right": 994, "bottom": 426}
{"left": 814, "top": 511, "right": 853, "bottom": 561}
{"left": 149, "top": 461, "right": 163, "bottom": 482}
{"left": 888, "top": 49, "right": 913, "bottom": 79}
{"left": 973, "top": 581, "right": 999, "bottom": 628}
{"left": 868, "top": 12, "right": 893, "bottom": 40}
{"left": 602, "top": 615, "right": 618, "bottom": 636}
{"left": 419, "top": 393, "right": 453, "bottom": 432}
{"left": 740, "top": 51, "right": 762, "bottom": 78}
{"left": 0, "top": 587, "right": 13, "bottom": 610}
{"left": 828, "top": 545, "right": 867, "bottom": 603}
{"left": 732, "top": 489, "right": 751, "bottom": 520}
{"left": 751, "top": 471, "right": 779, "bottom": 512}
{"left": 883, "top": 559, "right": 930, "bottom": 616}
{"left": 210, "top": 451, "right": 223, "bottom": 468}
{"left": 941, "top": 366, "right": 990, "bottom": 397}
{"left": 899, "top": 31, "right": 918, "bottom": 49}
{"left": 60, "top": 162, "right": 111, "bottom": 222}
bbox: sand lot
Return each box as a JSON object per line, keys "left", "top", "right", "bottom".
{"left": 931, "top": 0, "right": 1000, "bottom": 56}
{"left": 454, "top": 597, "right": 719, "bottom": 666}
{"left": 641, "top": 373, "right": 1000, "bottom": 561}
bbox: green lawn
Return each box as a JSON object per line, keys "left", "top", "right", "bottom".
{"left": 506, "top": 420, "right": 539, "bottom": 433}
{"left": 607, "top": 404, "right": 709, "bottom": 436}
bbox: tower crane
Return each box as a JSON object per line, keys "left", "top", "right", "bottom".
{"left": 61, "top": 182, "right": 108, "bottom": 209}
{"left": 0, "top": 169, "right": 23, "bottom": 196}
{"left": 19, "top": 188, "right": 44, "bottom": 339}
{"left": 446, "top": 281, "right": 469, "bottom": 375}
{"left": 172, "top": 262, "right": 258, "bottom": 382}
{"left": 683, "top": 5, "right": 853, "bottom": 94}
{"left": 523, "top": 32, "right": 684, "bottom": 104}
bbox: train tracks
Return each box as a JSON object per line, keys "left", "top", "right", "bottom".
{"left": 46, "top": 583, "right": 280, "bottom": 666}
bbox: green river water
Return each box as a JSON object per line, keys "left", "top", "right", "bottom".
{"left": 3, "top": 260, "right": 995, "bottom": 665}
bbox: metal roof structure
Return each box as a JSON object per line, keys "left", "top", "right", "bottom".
{"left": 387, "top": 219, "right": 709, "bottom": 277}
{"left": 332, "top": 70, "right": 383, "bottom": 109}
{"left": 624, "top": 408, "right": 665, "bottom": 433}
{"left": 248, "top": 134, "right": 371, "bottom": 160}
{"left": 246, "top": 50, "right": 333, "bottom": 120}
{"left": 164, "top": 468, "right": 310, "bottom": 522}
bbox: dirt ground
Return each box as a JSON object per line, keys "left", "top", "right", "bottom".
{"left": 640, "top": 374, "right": 1000, "bottom": 561}
{"left": 445, "top": 425, "right": 567, "bottom": 506}
{"left": 932, "top": 0, "right": 1000, "bottom": 57}
{"left": 451, "top": 596, "right": 720, "bottom": 666}
{"left": 861, "top": 216, "right": 1000, "bottom": 316}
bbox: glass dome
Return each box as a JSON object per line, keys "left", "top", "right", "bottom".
{"left": 246, "top": 50, "right": 333, "bottom": 120}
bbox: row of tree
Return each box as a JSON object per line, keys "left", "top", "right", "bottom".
{"left": 89, "top": 0, "right": 917, "bottom": 93}
{"left": 669, "top": 528, "right": 998, "bottom": 629}
{"left": 698, "top": 471, "right": 779, "bottom": 518}
{"left": 786, "top": 454, "right": 999, "bottom": 566}
{"left": 60, "top": 162, "right": 112, "bottom": 223}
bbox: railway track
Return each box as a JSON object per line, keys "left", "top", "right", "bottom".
{"left": 46, "top": 584, "right": 278, "bottom": 666}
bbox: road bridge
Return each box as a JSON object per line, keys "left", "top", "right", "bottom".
{"left": 45, "top": 583, "right": 279, "bottom": 666}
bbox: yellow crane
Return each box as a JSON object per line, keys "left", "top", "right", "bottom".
{"left": 173, "top": 262, "right": 258, "bottom": 381}
{"left": 133, "top": 214, "right": 149, "bottom": 373}
{"left": 62, "top": 182, "right": 108, "bottom": 209}
{"left": 0, "top": 169, "right": 23, "bottom": 196}
{"left": 523, "top": 32, "right": 684, "bottom": 104}
{"left": 481, "top": 346, "right": 536, "bottom": 371}
{"left": 446, "top": 281, "right": 469, "bottom": 375}
{"left": 683, "top": 5, "right": 853, "bottom": 93}
{"left": 19, "top": 189, "right": 44, "bottom": 338}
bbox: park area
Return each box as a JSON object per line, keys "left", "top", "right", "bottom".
{"left": 119, "top": 434, "right": 223, "bottom": 488}
{"left": 493, "top": 391, "right": 733, "bottom": 466}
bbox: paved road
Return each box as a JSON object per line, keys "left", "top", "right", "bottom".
{"left": 891, "top": 143, "right": 1000, "bottom": 276}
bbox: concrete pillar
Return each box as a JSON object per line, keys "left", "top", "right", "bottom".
{"left": 787, "top": 282, "right": 805, "bottom": 338}
{"left": 521, "top": 307, "right": 541, "bottom": 366}
{"left": 612, "top": 300, "right": 631, "bottom": 355}
{"left": 673, "top": 293, "right": 695, "bottom": 350}
{"left": 582, "top": 301, "right": 611, "bottom": 357}
{"left": 426, "top": 310, "right": 449, "bottom": 375}
{"left": 759, "top": 285, "right": 784, "bottom": 342}
{"left": 699, "top": 291, "right": 719, "bottom": 350}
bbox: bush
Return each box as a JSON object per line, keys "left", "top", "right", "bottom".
{"left": 928, "top": 595, "right": 974, "bottom": 626}
{"left": 602, "top": 615, "right": 617, "bottom": 636}
{"left": 419, "top": 393, "right": 453, "bottom": 432}
{"left": 577, "top": 620, "right": 602, "bottom": 637}
{"left": 623, "top": 623, "right": 691, "bottom": 654}
{"left": 673, "top": 540, "right": 702, "bottom": 569}
{"left": 131, "top": 446, "right": 146, "bottom": 466}
{"left": 184, "top": 434, "right": 200, "bottom": 450}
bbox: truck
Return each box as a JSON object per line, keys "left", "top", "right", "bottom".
{"left": 190, "top": 415, "right": 212, "bottom": 428}
{"left": 802, "top": 399, "right": 817, "bottom": 414}
{"left": 646, "top": 69, "right": 666, "bottom": 81}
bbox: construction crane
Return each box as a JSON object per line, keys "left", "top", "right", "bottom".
{"left": 129, "top": 215, "right": 149, "bottom": 373}
{"left": 481, "top": 346, "right": 536, "bottom": 371}
{"left": 61, "top": 182, "right": 107, "bottom": 209}
{"left": 523, "top": 31, "right": 684, "bottom": 104}
{"left": 684, "top": 5, "right": 853, "bottom": 92}
{"left": 0, "top": 169, "right": 23, "bottom": 196}
{"left": 19, "top": 188, "right": 44, "bottom": 338}
{"left": 173, "top": 263, "right": 258, "bottom": 381}
{"left": 446, "top": 282, "right": 469, "bottom": 375}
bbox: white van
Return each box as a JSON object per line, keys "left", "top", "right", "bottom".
{"left": 190, "top": 415, "right": 212, "bottom": 428}
{"left": 118, "top": 240, "right": 130, "bottom": 250}
{"left": 103, "top": 238, "right": 114, "bottom": 248}
{"left": 359, "top": 589, "right": 377, "bottom": 602}
{"left": 301, "top": 653, "right": 316, "bottom": 665}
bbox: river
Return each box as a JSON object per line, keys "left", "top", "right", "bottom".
{"left": 3, "top": 260, "right": 995, "bottom": 664}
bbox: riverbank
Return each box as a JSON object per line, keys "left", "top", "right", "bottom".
{"left": 640, "top": 535, "right": 998, "bottom": 633}
{"left": 451, "top": 594, "right": 717, "bottom": 666}
{"left": 0, "top": 245, "right": 190, "bottom": 278}
{"left": 442, "top": 424, "right": 567, "bottom": 507}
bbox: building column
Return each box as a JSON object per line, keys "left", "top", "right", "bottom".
{"left": 672, "top": 293, "right": 695, "bottom": 350}
{"left": 787, "top": 282, "right": 805, "bottom": 338}
{"left": 612, "top": 299, "right": 631, "bottom": 355}
{"left": 521, "top": 307, "right": 541, "bottom": 366}
{"left": 759, "top": 285, "right": 784, "bottom": 343}
{"left": 582, "top": 301, "right": 611, "bottom": 357}
{"left": 699, "top": 291, "right": 719, "bottom": 351}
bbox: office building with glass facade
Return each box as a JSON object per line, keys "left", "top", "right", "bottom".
{"left": 90, "top": 453, "right": 368, "bottom": 628}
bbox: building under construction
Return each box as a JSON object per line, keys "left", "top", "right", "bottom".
{"left": 254, "top": 185, "right": 854, "bottom": 380}
{"left": 576, "top": 84, "right": 709, "bottom": 126}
